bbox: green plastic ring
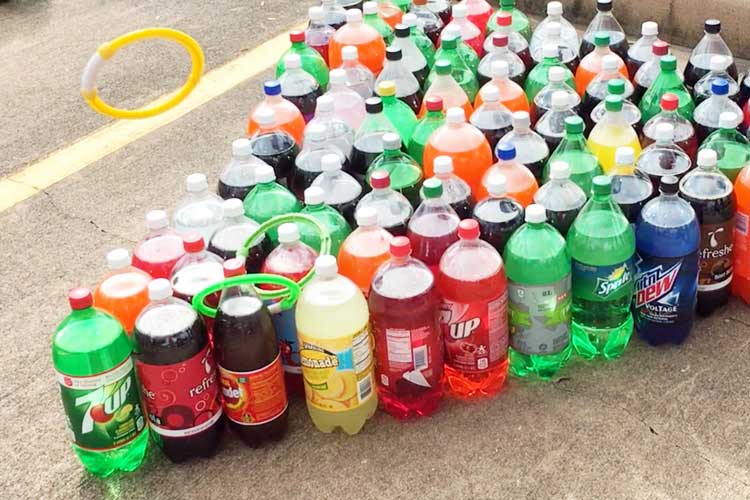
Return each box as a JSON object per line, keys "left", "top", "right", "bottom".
{"left": 191, "top": 274, "right": 301, "bottom": 319}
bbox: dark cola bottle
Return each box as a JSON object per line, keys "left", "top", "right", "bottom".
{"left": 208, "top": 199, "right": 269, "bottom": 273}
{"left": 472, "top": 174, "right": 524, "bottom": 254}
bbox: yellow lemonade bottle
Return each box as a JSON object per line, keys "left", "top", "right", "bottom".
{"left": 588, "top": 95, "right": 641, "bottom": 174}
{"left": 295, "top": 255, "right": 377, "bottom": 434}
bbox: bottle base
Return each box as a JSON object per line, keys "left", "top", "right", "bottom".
{"left": 571, "top": 316, "right": 633, "bottom": 360}
{"left": 307, "top": 395, "right": 378, "bottom": 435}
{"left": 377, "top": 386, "right": 442, "bottom": 420}
{"left": 75, "top": 429, "right": 149, "bottom": 477}
{"left": 443, "top": 360, "right": 508, "bottom": 399}
{"left": 636, "top": 323, "right": 693, "bottom": 346}
{"left": 509, "top": 344, "right": 573, "bottom": 380}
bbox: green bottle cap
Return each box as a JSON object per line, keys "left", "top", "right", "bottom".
{"left": 594, "top": 32, "right": 611, "bottom": 47}
{"left": 660, "top": 55, "right": 677, "bottom": 71}
{"left": 607, "top": 79, "right": 626, "bottom": 96}
{"left": 500, "top": 0, "right": 516, "bottom": 7}
{"left": 422, "top": 178, "right": 443, "bottom": 198}
{"left": 435, "top": 59, "right": 452, "bottom": 75}
{"left": 564, "top": 116, "right": 584, "bottom": 134}
{"left": 605, "top": 95, "right": 624, "bottom": 112}
{"left": 592, "top": 175, "right": 612, "bottom": 195}
{"left": 441, "top": 35, "right": 458, "bottom": 49}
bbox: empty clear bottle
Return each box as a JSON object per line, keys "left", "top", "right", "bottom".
{"left": 422, "top": 156, "right": 474, "bottom": 218}
{"left": 391, "top": 24, "right": 430, "bottom": 88}
{"left": 479, "top": 34, "right": 526, "bottom": 88}
{"left": 218, "top": 138, "right": 270, "bottom": 201}
{"left": 472, "top": 174, "right": 524, "bottom": 254}
{"left": 532, "top": 65, "right": 580, "bottom": 120}
{"left": 694, "top": 79, "right": 743, "bottom": 142}
{"left": 279, "top": 54, "right": 323, "bottom": 122}
{"left": 627, "top": 21, "right": 660, "bottom": 78}
{"left": 351, "top": 97, "right": 399, "bottom": 182}
{"left": 208, "top": 199, "right": 267, "bottom": 272}
{"left": 700, "top": 111, "right": 750, "bottom": 182}
{"left": 632, "top": 40, "right": 670, "bottom": 105}
{"left": 535, "top": 90, "right": 577, "bottom": 152}
{"left": 376, "top": 47, "right": 423, "bottom": 114}
{"left": 409, "top": 96, "right": 446, "bottom": 166}
{"left": 307, "top": 95, "right": 355, "bottom": 161}
{"left": 367, "top": 133, "right": 424, "bottom": 207}
{"left": 292, "top": 123, "right": 348, "bottom": 200}
{"left": 336, "top": 45, "right": 376, "bottom": 100}
{"left": 497, "top": 111, "right": 550, "bottom": 183}
{"left": 610, "top": 146, "right": 654, "bottom": 224}
{"left": 579, "top": 0, "right": 629, "bottom": 61}
{"left": 243, "top": 165, "right": 302, "bottom": 244}
{"left": 530, "top": 1, "right": 579, "bottom": 62}
{"left": 684, "top": 19, "right": 738, "bottom": 90}
{"left": 356, "top": 170, "right": 413, "bottom": 235}
{"left": 470, "top": 84, "right": 513, "bottom": 152}
{"left": 641, "top": 93, "right": 699, "bottom": 162}
{"left": 531, "top": 22, "right": 579, "bottom": 73}
{"left": 533, "top": 161, "right": 586, "bottom": 236}
{"left": 525, "top": 44, "right": 576, "bottom": 104}
{"left": 636, "top": 123, "right": 692, "bottom": 186}
{"left": 173, "top": 173, "right": 223, "bottom": 244}
{"left": 325, "top": 69, "right": 366, "bottom": 131}
{"left": 693, "top": 55, "right": 740, "bottom": 105}
{"left": 546, "top": 116, "right": 603, "bottom": 195}
{"left": 299, "top": 186, "right": 353, "bottom": 255}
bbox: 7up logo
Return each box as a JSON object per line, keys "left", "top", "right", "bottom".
{"left": 75, "top": 377, "right": 131, "bottom": 434}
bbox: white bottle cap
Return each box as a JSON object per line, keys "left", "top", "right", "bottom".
{"left": 512, "top": 111, "right": 531, "bottom": 129}
{"left": 480, "top": 84, "right": 500, "bottom": 103}
{"left": 383, "top": 133, "right": 401, "bottom": 150}
{"left": 106, "top": 248, "right": 131, "bottom": 270}
{"left": 642, "top": 21, "right": 658, "bottom": 36}
{"left": 306, "top": 123, "right": 327, "bottom": 140}
{"left": 317, "top": 95, "right": 334, "bottom": 112}
{"left": 355, "top": 206, "right": 378, "bottom": 227}
{"left": 543, "top": 44, "right": 559, "bottom": 59}
{"left": 446, "top": 107, "right": 466, "bottom": 124}
{"left": 222, "top": 198, "right": 244, "bottom": 218}
{"left": 551, "top": 91, "right": 569, "bottom": 109}
{"left": 278, "top": 223, "right": 301, "bottom": 243}
{"left": 342, "top": 45, "right": 359, "bottom": 61}
{"left": 549, "top": 161, "right": 571, "bottom": 180}
{"left": 363, "top": 2, "right": 377, "bottom": 15}
{"left": 655, "top": 123, "right": 675, "bottom": 141}
{"left": 615, "top": 146, "right": 635, "bottom": 165}
{"left": 491, "top": 60, "right": 510, "bottom": 78}
{"left": 346, "top": 9, "right": 362, "bottom": 24}
{"left": 186, "top": 173, "right": 208, "bottom": 192}
{"left": 146, "top": 209, "right": 169, "bottom": 230}
{"left": 330, "top": 68, "right": 347, "bottom": 86}
{"left": 710, "top": 55, "right": 729, "bottom": 71}
{"left": 305, "top": 186, "right": 326, "bottom": 205}
{"left": 444, "top": 25, "right": 462, "bottom": 39}
{"left": 402, "top": 13, "right": 417, "bottom": 28}
{"left": 548, "top": 66, "right": 566, "bottom": 83}
{"left": 602, "top": 54, "right": 619, "bottom": 71}
{"left": 309, "top": 6, "right": 324, "bottom": 22}
{"left": 486, "top": 174, "right": 507, "bottom": 196}
{"left": 434, "top": 156, "right": 454, "bottom": 175}
{"left": 256, "top": 164, "right": 276, "bottom": 183}
{"left": 547, "top": 21, "right": 562, "bottom": 36}
{"left": 315, "top": 255, "right": 338, "bottom": 279}
{"left": 525, "top": 204, "right": 547, "bottom": 224}
{"left": 452, "top": 4, "right": 467, "bottom": 18}
{"left": 256, "top": 107, "right": 276, "bottom": 126}
{"left": 719, "top": 111, "right": 739, "bottom": 129}
{"left": 232, "top": 138, "right": 253, "bottom": 157}
{"left": 285, "top": 53, "right": 302, "bottom": 69}
{"left": 698, "top": 148, "right": 718, "bottom": 167}
{"left": 148, "top": 279, "right": 173, "bottom": 301}
{"left": 548, "top": 1, "right": 563, "bottom": 16}
{"left": 321, "top": 153, "right": 342, "bottom": 172}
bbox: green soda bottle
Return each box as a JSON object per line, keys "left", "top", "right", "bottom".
{"left": 300, "top": 186, "right": 352, "bottom": 256}
{"left": 363, "top": 1, "right": 394, "bottom": 45}
{"left": 524, "top": 45, "right": 576, "bottom": 103}
{"left": 243, "top": 164, "right": 302, "bottom": 245}
{"left": 367, "top": 133, "right": 424, "bottom": 206}
{"left": 639, "top": 55, "right": 694, "bottom": 123}
{"left": 429, "top": 35, "right": 479, "bottom": 102}
{"left": 700, "top": 111, "right": 750, "bottom": 182}
{"left": 403, "top": 14, "right": 436, "bottom": 69}
{"left": 392, "top": 0, "right": 411, "bottom": 12}
{"left": 545, "top": 116, "right": 604, "bottom": 195}
{"left": 276, "top": 31, "right": 329, "bottom": 91}
{"left": 442, "top": 26, "right": 481, "bottom": 75}
{"left": 504, "top": 205, "right": 572, "bottom": 379}
{"left": 408, "top": 96, "right": 446, "bottom": 165}
{"left": 53, "top": 288, "right": 148, "bottom": 477}
{"left": 487, "top": 0, "right": 532, "bottom": 41}
{"left": 377, "top": 80, "right": 418, "bottom": 147}
{"left": 566, "top": 176, "right": 636, "bottom": 360}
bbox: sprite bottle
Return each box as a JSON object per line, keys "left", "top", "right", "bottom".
{"left": 52, "top": 288, "right": 148, "bottom": 476}
{"left": 567, "top": 176, "right": 636, "bottom": 360}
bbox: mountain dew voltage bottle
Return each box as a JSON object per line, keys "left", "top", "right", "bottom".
{"left": 504, "top": 204, "right": 572, "bottom": 379}
{"left": 567, "top": 176, "right": 636, "bottom": 359}
{"left": 53, "top": 288, "right": 148, "bottom": 476}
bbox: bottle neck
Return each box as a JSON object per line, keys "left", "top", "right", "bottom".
{"left": 383, "top": 148, "right": 401, "bottom": 158}
{"left": 595, "top": 46, "right": 610, "bottom": 56}
{"left": 426, "top": 110, "right": 445, "bottom": 120}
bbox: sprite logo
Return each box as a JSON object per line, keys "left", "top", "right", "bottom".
{"left": 595, "top": 264, "right": 632, "bottom": 297}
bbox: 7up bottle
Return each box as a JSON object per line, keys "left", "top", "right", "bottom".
{"left": 567, "top": 176, "right": 636, "bottom": 359}
{"left": 53, "top": 288, "right": 148, "bottom": 476}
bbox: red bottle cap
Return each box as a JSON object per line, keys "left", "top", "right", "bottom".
{"left": 290, "top": 31, "right": 305, "bottom": 43}
{"left": 496, "top": 12, "right": 512, "bottom": 26}
{"left": 425, "top": 96, "right": 444, "bottom": 112}
{"left": 661, "top": 93, "right": 679, "bottom": 111}
{"left": 370, "top": 169, "right": 391, "bottom": 189}
{"left": 183, "top": 233, "right": 205, "bottom": 253}
{"left": 223, "top": 258, "right": 247, "bottom": 277}
{"left": 458, "top": 219, "right": 480, "bottom": 240}
{"left": 492, "top": 34, "right": 509, "bottom": 47}
{"left": 390, "top": 237, "right": 411, "bottom": 258}
{"left": 68, "top": 288, "right": 93, "bottom": 310}
{"left": 652, "top": 40, "right": 669, "bottom": 56}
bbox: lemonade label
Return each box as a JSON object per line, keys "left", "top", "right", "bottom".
{"left": 299, "top": 326, "right": 374, "bottom": 412}
{"left": 56, "top": 357, "right": 145, "bottom": 451}
{"left": 218, "top": 354, "right": 287, "bottom": 426}
{"left": 136, "top": 345, "right": 223, "bottom": 437}
{"left": 572, "top": 259, "right": 635, "bottom": 302}
{"left": 508, "top": 275, "right": 571, "bottom": 355}
{"left": 697, "top": 222, "right": 734, "bottom": 292}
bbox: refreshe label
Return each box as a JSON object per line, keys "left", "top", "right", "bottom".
{"left": 508, "top": 275, "right": 571, "bottom": 356}
{"left": 697, "top": 222, "right": 733, "bottom": 292}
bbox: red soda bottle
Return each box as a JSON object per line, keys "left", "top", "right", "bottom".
{"left": 407, "top": 178, "right": 460, "bottom": 275}
{"left": 369, "top": 237, "right": 444, "bottom": 418}
{"left": 437, "top": 219, "right": 508, "bottom": 398}
{"left": 132, "top": 210, "right": 186, "bottom": 279}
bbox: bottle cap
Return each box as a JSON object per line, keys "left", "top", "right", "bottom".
{"left": 492, "top": 33, "right": 509, "bottom": 48}
{"left": 444, "top": 25, "right": 462, "bottom": 40}
{"left": 342, "top": 45, "right": 359, "bottom": 61}
{"left": 307, "top": 122, "right": 327, "bottom": 140}
{"left": 421, "top": 178, "right": 443, "bottom": 198}
{"left": 305, "top": 186, "right": 326, "bottom": 205}
{"left": 321, "top": 153, "right": 342, "bottom": 172}
{"left": 652, "top": 40, "right": 669, "bottom": 56}
{"left": 365, "top": 97, "right": 383, "bottom": 113}
{"left": 659, "top": 175, "right": 679, "bottom": 195}
{"left": 285, "top": 53, "right": 302, "bottom": 70}
{"left": 425, "top": 96, "right": 444, "bottom": 112}
{"left": 148, "top": 279, "right": 172, "bottom": 301}
{"left": 346, "top": 9, "right": 362, "bottom": 24}
{"left": 222, "top": 198, "right": 244, "bottom": 218}
{"left": 564, "top": 116, "right": 584, "bottom": 134}
{"left": 441, "top": 35, "right": 458, "bottom": 49}
{"left": 712, "top": 78, "right": 729, "bottom": 96}
{"left": 278, "top": 222, "right": 301, "bottom": 243}
{"left": 68, "top": 287, "right": 93, "bottom": 310}
{"left": 525, "top": 204, "right": 546, "bottom": 223}
{"left": 355, "top": 206, "right": 378, "bottom": 227}
{"left": 317, "top": 94, "right": 334, "bottom": 112}
{"left": 435, "top": 59, "right": 452, "bottom": 75}
{"left": 642, "top": 21, "right": 658, "bottom": 36}
{"left": 452, "top": 4, "right": 467, "bottom": 18}
{"left": 597, "top": 0, "right": 613, "bottom": 11}
{"left": 383, "top": 133, "right": 401, "bottom": 150}
{"left": 698, "top": 148, "right": 718, "bottom": 168}
{"left": 602, "top": 54, "right": 619, "bottom": 71}
{"left": 256, "top": 164, "right": 276, "bottom": 183}
{"left": 607, "top": 79, "right": 626, "bottom": 95}
{"left": 719, "top": 111, "right": 739, "bottom": 129}
{"left": 433, "top": 156, "right": 454, "bottom": 175}
{"left": 329, "top": 68, "right": 347, "bottom": 86}
{"left": 542, "top": 44, "right": 559, "bottom": 59}
{"left": 592, "top": 175, "right": 612, "bottom": 195}
{"left": 512, "top": 111, "right": 531, "bottom": 129}
{"left": 232, "top": 138, "right": 253, "bottom": 156}
{"left": 183, "top": 233, "right": 205, "bottom": 253}
{"left": 457, "top": 219, "right": 480, "bottom": 240}
{"left": 308, "top": 6, "right": 324, "bottom": 22}
{"left": 547, "top": 1, "right": 563, "bottom": 16}
{"left": 496, "top": 12, "right": 512, "bottom": 27}
{"left": 549, "top": 161, "right": 571, "bottom": 180}
{"left": 594, "top": 32, "right": 610, "bottom": 47}
{"left": 486, "top": 174, "right": 507, "bottom": 196}
{"left": 660, "top": 93, "right": 679, "bottom": 111}
{"left": 255, "top": 107, "right": 276, "bottom": 126}
{"left": 289, "top": 30, "right": 305, "bottom": 43}
{"left": 604, "top": 95, "right": 624, "bottom": 112}
{"left": 377, "top": 80, "right": 397, "bottom": 97}
{"left": 402, "top": 13, "right": 418, "bottom": 28}
{"left": 497, "top": 143, "right": 516, "bottom": 161}
{"left": 106, "top": 248, "right": 131, "bottom": 270}
{"left": 186, "top": 173, "right": 208, "bottom": 192}
{"left": 446, "top": 107, "right": 466, "bottom": 124}
{"left": 705, "top": 19, "right": 721, "bottom": 34}
{"left": 394, "top": 24, "right": 409, "bottom": 38}
{"left": 710, "top": 55, "right": 729, "bottom": 71}
{"left": 362, "top": 2, "right": 377, "bottom": 15}
{"left": 314, "top": 255, "right": 338, "bottom": 278}
{"left": 223, "top": 257, "right": 247, "bottom": 277}
{"left": 370, "top": 169, "right": 391, "bottom": 189}
{"left": 491, "top": 60, "right": 510, "bottom": 78}
{"left": 146, "top": 209, "right": 169, "bottom": 230}
{"left": 386, "top": 47, "right": 402, "bottom": 61}
{"left": 660, "top": 55, "right": 677, "bottom": 71}
{"left": 655, "top": 122, "right": 675, "bottom": 141}
{"left": 615, "top": 146, "right": 635, "bottom": 165}
{"left": 551, "top": 91, "right": 569, "bottom": 110}
{"left": 390, "top": 236, "right": 412, "bottom": 258}
{"left": 480, "top": 84, "right": 500, "bottom": 103}
{"left": 548, "top": 66, "right": 565, "bottom": 82}
{"left": 263, "top": 80, "right": 282, "bottom": 96}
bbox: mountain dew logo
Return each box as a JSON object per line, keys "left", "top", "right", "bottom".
{"left": 595, "top": 264, "right": 632, "bottom": 297}
{"left": 635, "top": 262, "right": 681, "bottom": 308}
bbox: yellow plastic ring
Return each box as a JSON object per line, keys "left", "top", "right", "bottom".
{"left": 80, "top": 28, "right": 204, "bottom": 119}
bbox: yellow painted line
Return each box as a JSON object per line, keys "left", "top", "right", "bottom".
{"left": 0, "top": 21, "right": 305, "bottom": 213}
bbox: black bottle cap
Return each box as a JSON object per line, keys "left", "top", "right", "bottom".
{"left": 597, "top": 0, "right": 613, "bottom": 12}
{"left": 386, "top": 47, "right": 402, "bottom": 61}
{"left": 660, "top": 175, "right": 679, "bottom": 195}
{"left": 705, "top": 19, "right": 721, "bottom": 34}
{"left": 394, "top": 24, "right": 410, "bottom": 38}
{"left": 366, "top": 97, "right": 383, "bottom": 113}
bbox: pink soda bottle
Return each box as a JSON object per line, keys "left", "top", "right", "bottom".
{"left": 132, "top": 210, "right": 186, "bottom": 279}
{"left": 442, "top": 4, "right": 484, "bottom": 57}
{"left": 407, "top": 178, "right": 460, "bottom": 275}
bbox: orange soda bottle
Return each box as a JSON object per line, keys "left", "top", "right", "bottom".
{"left": 575, "top": 32, "right": 628, "bottom": 96}
{"left": 329, "top": 9, "right": 387, "bottom": 75}
{"left": 337, "top": 207, "right": 394, "bottom": 295}
{"left": 480, "top": 143, "right": 538, "bottom": 205}
{"left": 420, "top": 60, "right": 473, "bottom": 118}
{"left": 247, "top": 80, "right": 306, "bottom": 145}
{"left": 377, "top": 0, "right": 403, "bottom": 29}
{"left": 93, "top": 249, "right": 151, "bottom": 334}
{"left": 733, "top": 166, "right": 750, "bottom": 303}
{"left": 423, "top": 107, "right": 493, "bottom": 195}
{"left": 475, "top": 60, "right": 530, "bottom": 114}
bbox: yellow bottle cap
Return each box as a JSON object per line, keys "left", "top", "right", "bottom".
{"left": 377, "top": 80, "right": 396, "bottom": 97}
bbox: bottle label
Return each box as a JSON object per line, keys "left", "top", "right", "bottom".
{"left": 136, "top": 346, "right": 223, "bottom": 437}
{"left": 697, "top": 222, "right": 734, "bottom": 292}
{"left": 572, "top": 259, "right": 635, "bottom": 302}
{"left": 218, "top": 354, "right": 288, "bottom": 426}
{"left": 299, "top": 326, "right": 375, "bottom": 412}
{"left": 272, "top": 309, "right": 302, "bottom": 375}
{"left": 508, "top": 275, "right": 571, "bottom": 355}
{"left": 439, "top": 293, "right": 508, "bottom": 373}
{"left": 634, "top": 254, "right": 698, "bottom": 327}
{"left": 56, "top": 357, "right": 145, "bottom": 451}
{"left": 376, "top": 326, "right": 443, "bottom": 389}
{"left": 735, "top": 211, "right": 750, "bottom": 279}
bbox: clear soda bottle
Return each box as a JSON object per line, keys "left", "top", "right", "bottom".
{"left": 641, "top": 93, "right": 699, "bottom": 162}
{"left": 579, "top": 0, "right": 629, "bottom": 61}
{"left": 407, "top": 178, "right": 460, "bottom": 274}
{"left": 170, "top": 234, "right": 224, "bottom": 306}
{"left": 482, "top": 143, "right": 538, "bottom": 205}
{"left": 356, "top": 170, "right": 414, "bottom": 236}
{"left": 525, "top": 44, "right": 576, "bottom": 104}
{"left": 733, "top": 165, "right": 750, "bottom": 303}
{"left": 278, "top": 53, "right": 323, "bottom": 122}
{"left": 470, "top": 84, "right": 513, "bottom": 152}
{"left": 329, "top": 9, "right": 387, "bottom": 74}
{"left": 243, "top": 165, "right": 302, "bottom": 245}
{"left": 478, "top": 34, "right": 527, "bottom": 87}
{"left": 693, "top": 79, "right": 743, "bottom": 143}
{"left": 632, "top": 40, "right": 670, "bottom": 106}
{"left": 626, "top": 21, "right": 661, "bottom": 78}
{"left": 300, "top": 186, "right": 353, "bottom": 256}
{"left": 291, "top": 123, "right": 349, "bottom": 200}
{"left": 218, "top": 138, "right": 269, "bottom": 201}
{"left": 93, "top": 249, "right": 151, "bottom": 335}
{"left": 472, "top": 174, "right": 524, "bottom": 254}
{"left": 306, "top": 95, "right": 355, "bottom": 161}
{"left": 701, "top": 112, "right": 750, "bottom": 182}
{"left": 475, "top": 60, "right": 530, "bottom": 115}
{"left": 533, "top": 161, "right": 586, "bottom": 236}
{"left": 247, "top": 80, "right": 306, "bottom": 146}
{"left": 640, "top": 55, "right": 695, "bottom": 123}
{"left": 377, "top": 80, "right": 419, "bottom": 147}
{"left": 276, "top": 31, "right": 330, "bottom": 91}
{"left": 407, "top": 0, "right": 443, "bottom": 47}
{"left": 367, "top": 133, "right": 423, "bottom": 207}
{"left": 426, "top": 0, "right": 451, "bottom": 25}
{"left": 420, "top": 60, "right": 473, "bottom": 119}
{"left": 312, "top": 153, "right": 364, "bottom": 225}
{"left": 321, "top": 0, "right": 347, "bottom": 30}
{"left": 422, "top": 155, "right": 474, "bottom": 219}
{"left": 132, "top": 210, "right": 186, "bottom": 280}
{"left": 485, "top": 10, "right": 532, "bottom": 68}
{"left": 306, "top": 6, "right": 336, "bottom": 64}
{"left": 587, "top": 95, "right": 642, "bottom": 173}
{"left": 392, "top": 23, "right": 430, "bottom": 88}
{"left": 248, "top": 108, "right": 300, "bottom": 186}
{"left": 172, "top": 173, "right": 224, "bottom": 244}
{"left": 324, "top": 69, "right": 366, "bottom": 131}
{"left": 530, "top": 2, "right": 579, "bottom": 63}
{"left": 409, "top": 96, "right": 446, "bottom": 166}
{"left": 376, "top": 47, "right": 423, "bottom": 113}
{"left": 208, "top": 199, "right": 267, "bottom": 272}
{"left": 335, "top": 45, "right": 376, "bottom": 100}
{"left": 534, "top": 90, "right": 577, "bottom": 152}
{"left": 497, "top": 111, "right": 550, "bottom": 183}
{"left": 610, "top": 146, "right": 654, "bottom": 224}
{"left": 546, "top": 116, "right": 603, "bottom": 195}
{"left": 531, "top": 65, "right": 580, "bottom": 121}
{"left": 684, "top": 19, "right": 739, "bottom": 90}
{"left": 693, "top": 55, "right": 741, "bottom": 105}
{"left": 636, "top": 123, "right": 692, "bottom": 186}
{"left": 530, "top": 22, "right": 579, "bottom": 73}
{"left": 338, "top": 207, "right": 393, "bottom": 295}
{"left": 575, "top": 32, "right": 629, "bottom": 96}
{"left": 351, "top": 97, "right": 399, "bottom": 182}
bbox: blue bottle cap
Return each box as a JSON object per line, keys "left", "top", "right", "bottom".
{"left": 496, "top": 143, "right": 516, "bottom": 161}
{"left": 712, "top": 78, "right": 729, "bottom": 96}
{"left": 264, "top": 80, "right": 282, "bottom": 96}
